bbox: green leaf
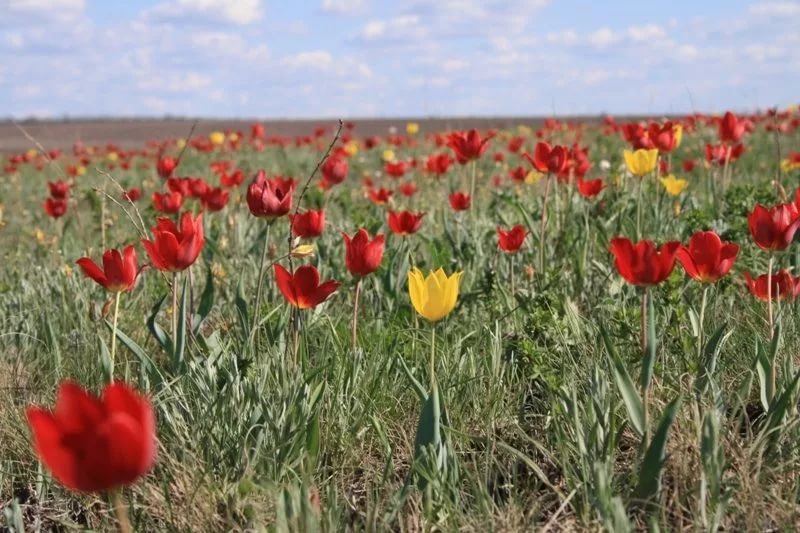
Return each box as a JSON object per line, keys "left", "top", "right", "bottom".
{"left": 634, "top": 396, "right": 681, "bottom": 508}
{"left": 755, "top": 336, "right": 772, "bottom": 412}
{"left": 235, "top": 281, "right": 250, "bottom": 340}
{"left": 601, "top": 323, "right": 645, "bottom": 439}
{"left": 305, "top": 414, "right": 320, "bottom": 471}
{"left": 147, "top": 293, "right": 172, "bottom": 353}
{"left": 99, "top": 336, "right": 112, "bottom": 383}
{"left": 695, "top": 323, "right": 731, "bottom": 397}
{"left": 396, "top": 355, "right": 427, "bottom": 402}
{"left": 195, "top": 267, "right": 215, "bottom": 330}
{"left": 640, "top": 290, "right": 657, "bottom": 391}
{"left": 105, "top": 321, "right": 165, "bottom": 388}
{"left": 172, "top": 277, "right": 188, "bottom": 373}
{"left": 411, "top": 382, "right": 443, "bottom": 489}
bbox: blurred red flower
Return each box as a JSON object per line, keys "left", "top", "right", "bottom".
{"left": 387, "top": 210, "right": 425, "bottom": 235}
{"left": 449, "top": 191, "right": 471, "bottom": 211}
{"left": 290, "top": 209, "right": 326, "bottom": 238}
{"left": 152, "top": 191, "right": 183, "bottom": 214}
{"left": 523, "top": 142, "right": 569, "bottom": 174}
{"left": 446, "top": 129, "right": 492, "bottom": 164}
{"left": 497, "top": 224, "right": 527, "bottom": 253}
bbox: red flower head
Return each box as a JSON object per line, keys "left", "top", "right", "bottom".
{"left": 523, "top": 142, "right": 569, "bottom": 174}
{"left": 384, "top": 160, "right": 409, "bottom": 178}
{"left": 682, "top": 159, "right": 696, "bottom": 173}
{"left": 188, "top": 177, "right": 210, "bottom": 199}
{"left": 449, "top": 191, "right": 471, "bottom": 211}
{"left": 290, "top": 209, "right": 326, "bottom": 238}
{"left": 507, "top": 136, "right": 525, "bottom": 153}
{"left": 704, "top": 143, "right": 745, "bottom": 166}
{"left": 388, "top": 210, "right": 425, "bottom": 235}
{"left": 166, "top": 177, "right": 192, "bottom": 196}
{"left": 156, "top": 156, "right": 178, "bottom": 179}
{"left": 201, "top": 187, "right": 229, "bottom": 212}
{"left": 152, "top": 191, "right": 183, "bottom": 214}
{"left": 321, "top": 155, "right": 348, "bottom": 186}
{"left": 76, "top": 245, "right": 140, "bottom": 292}
{"left": 343, "top": 229, "right": 385, "bottom": 277}
{"left": 744, "top": 270, "right": 800, "bottom": 301}
{"left": 246, "top": 170, "right": 294, "bottom": 219}
{"left": 274, "top": 264, "right": 339, "bottom": 309}
{"left": 251, "top": 123, "right": 265, "bottom": 140}
{"left": 397, "top": 182, "right": 417, "bottom": 197}
{"left": 621, "top": 123, "right": 654, "bottom": 150}
{"left": 368, "top": 187, "right": 393, "bottom": 205}
{"left": 43, "top": 198, "right": 68, "bottom": 218}
{"left": 48, "top": 180, "right": 70, "bottom": 199}
{"left": 424, "top": 153, "right": 454, "bottom": 177}
{"left": 26, "top": 380, "right": 156, "bottom": 492}
{"left": 647, "top": 121, "right": 679, "bottom": 152}
{"left": 719, "top": 111, "right": 746, "bottom": 143}
{"left": 220, "top": 169, "right": 245, "bottom": 188}
{"left": 748, "top": 203, "right": 800, "bottom": 251}
{"left": 676, "top": 231, "right": 739, "bottom": 283}
{"left": 609, "top": 237, "right": 680, "bottom": 286}
{"left": 508, "top": 166, "right": 528, "bottom": 183}
{"left": 141, "top": 211, "right": 205, "bottom": 272}
{"left": 123, "top": 187, "right": 141, "bottom": 202}
{"left": 446, "top": 129, "right": 492, "bottom": 164}
{"left": 497, "top": 224, "right": 527, "bottom": 253}
{"left": 576, "top": 177, "right": 604, "bottom": 198}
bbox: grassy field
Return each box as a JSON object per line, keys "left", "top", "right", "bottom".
{"left": 2, "top": 113, "right": 800, "bottom": 531}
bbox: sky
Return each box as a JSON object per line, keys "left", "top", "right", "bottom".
{"left": 0, "top": 0, "right": 798, "bottom": 119}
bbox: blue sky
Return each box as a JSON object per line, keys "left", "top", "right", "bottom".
{"left": 0, "top": 0, "right": 798, "bottom": 118}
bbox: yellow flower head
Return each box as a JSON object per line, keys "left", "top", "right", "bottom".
{"left": 660, "top": 174, "right": 688, "bottom": 196}
{"left": 106, "top": 151, "right": 119, "bottom": 162}
{"left": 76, "top": 165, "right": 86, "bottom": 176}
{"left": 781, "top": 158, "right": 800, "bottom": 173}
{"left": 406, "top": 122, "right": 419, "bottom": 135}
{"left": 408, "top": 267, "right": 463, "bottom": 322}
{"left": 291, "top": 243, "right": 315, "bottom": 258}
{"left": 26, "top": 148, "right": 38, "bottom": 158}
{"left": 673, "top": 124, "right": 683, "bottom": 148}
{"left": 382, "top": 149, "right": 396, "bottom": 162}
{"left": 525, "top": 171, "right": 544, "bottom": 184}
{"left": 344, "top": 140, "right": 359, "bottom": 156}
{"left": 623, "top": 148, "right": 659, "bottom": 177}
{"left": 209, "top": 131, "right": 226, "bottom": 146}
{"left": 176, "top": 138, "right": 187, "bottom": 149}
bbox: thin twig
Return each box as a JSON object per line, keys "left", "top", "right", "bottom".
{"left": 11, "top": 122, "right": 68, "bottom": 181}
{"left": 174, "top": 120, "right": 199, "bottom": 168}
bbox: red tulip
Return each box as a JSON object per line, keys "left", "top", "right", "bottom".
{"left": 343, "top": 229, "right": 385, "bottom": 276}
{"left": 220, "top": 169, "right": 245, "bottom": 188}
{"left": 141, "top": 211, "right": 205, "bottom": 272}
{"left": 682, "top": 159, "right": 696, "bottom": 173}
{"left": 167, "top": 177, "right": 191, "bottom": 196}
{"left": 425, "top": 153, "right": 453, "bottom": 177}
{"left": 523, "top": 142, "right": 569, "bottom": 174}
{"left": 449, "top": 191, "right": 471, "bottom": 211}
{"left": 744, "top": 270, "right": 800, "bottom": 301}
{"left": 43, "top": 198, "right": 68, "bottom": 218}
{"left": 576, "top": 177, "right": 604, "bottom": 198}
{"left": 48, "top": 180, "right": 70, "bottom": 199}
{"left": 676, "top": 231, "right": 739, "bottom": 283}
{"left": 647, "top": 121, "right": 679, "bottom": 152}
{"left": 719, "top": 111, "right": 746, "bottom": 143}
{"left": 508, "top": 166, "right": 528, "bottom": 183}
{"left": 747, "top": 203, "right": 800, "bottom": 251}
{"left": 274, "top": 264, "right": 339, "bottom": 309}
{"left": 446, "top": 129, "right": 492, "bottom": 164}
{"left": 398, "top": 182, "right": 418, "bottom": 197}
{"left": 368, "top": 187, "right": 393, "bottom": 206}
{"left": 188, "top": 177, "right": 210, "bottom": 199}
{"left": 609, "top": 237, "right": 680, "bottom": 286}
{"left": 152, "top": 191, "right": 183, "bottom": 214}
{"left": 251, "top": 123, "right": 265, "bottom": 140}
{"left": 321, "top": 155, "right": 348, "bottom": 185}
{"left": 384, "top": 160, "right": 408, "bottom": 178}
{"left": 387, "top": 210, "right": 425, "bottom": 235}
{"left": 156, "top": 156, "right": 177, "bottom": 179}
{"left": 246, "top": 170, "right": 294, "bottom": 219}
{"left": 76, "top": 245, "right": 140, "bottom": 292}
{"left": 705, "top": 143, "right": 745, "bottom": 166}
{"left": 621, "top": 123, "right": 654, "bottom": 150}
{"left": 123, "top": 187, "right": 141, "bottom": 202}
{"left": 201, "top": 187, "right": 229, "bottom": 212}
{"left": 26, "top": 380, "right": 156, "bottom": 492}
{"left": 290, "top": 209, "right": 326, "bottom": 238}
{"left": 497, "top": 225, "right": 527, "bottom": 253}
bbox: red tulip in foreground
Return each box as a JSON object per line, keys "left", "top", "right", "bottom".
{"left": 290, "top": 209, "right": 326, "bottom": 238}
{"left": 576, "top": 177, "right": 604, "bottom": 198}
{"left": 388, "top": 210, "right": 425, "bottom": 236}
{"left": 274, "top": 264, "right": 340, "bottom": 309}
{"left": 524, "top": 142, "right": 569, "bottom": 175}
{"left": 747, "top": 203, "right": 800, "bottom": 251}
{"left": 449, "top": 191, "right": 471, "bottom": 211}
{"left": 76, "top": 245, "right": 140, "bottom": 292}
{"left": 744, "top": 270, "right": 800, "bottom": 301}
{"left": 719, "top": 111, "right": 746, "bottom": 143}
{"left": 676, "top": 231, "right": 739, "bottom": 283}
{"left": 343, "top": 229, "right": 385, "bottom": 277}
{"left": 142, "top": 211, "right": 205, "bottom": 272}
{"left": 26, "top": 380, "right": 156, "bottom": 492}
{"left": 446, "top": 129, "right": 492, "bottom": 164}
{"left": 497, "top": 225, "right": 527, "bottom": 253}
{"left": 609, "top": 237, "right": 680, "bottom": 286}
{"left": 246, "top": 170, "right": 294, "bottom": 219}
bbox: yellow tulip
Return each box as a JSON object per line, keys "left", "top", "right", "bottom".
{"left": 382, "top": 149, "right": 395, "bottom": 162}
{"left": 344, "top": 140, "right": 359, "bottom": 156}
{"left": 406, "top": 122, "right": 419, "bottom": 135}
{"left": 525, "top": 171, "right": 544, "bottom": 184}
{"left": 408, "top": 268, "right": 462, "bottom": 322}
{"left": 673, "top": 124, "right": 683, "bottom": 148}
{"left": 623, "top": 148, "right": 659, "bottom": 177}
{"left": 107, "top": 151, "right": 119, "bottom": 162}
{"left": 76, "top": 165, "right": 86, "bottom": 176}
{"left": 209, "top": 131, "right": 225, "bottom": 146}
{"left": 660, "top": 174, "right": 688, "bottom": 196}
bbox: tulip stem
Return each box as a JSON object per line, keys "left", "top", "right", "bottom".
{"left": 539, "top": 174, "right": 552, "bottom": 273}
{"left": 767, "top": 255, "right": 774, "bottom": 340}
{"left": 697, "top": 285, "right": 709, "bottom": 363}
{"left": 252, "top": 222, "right": 273, "bottom": 341}
{"left": 429, "top": 325, "right": 436, "bottom": 392}
{"left": 469, "top": 160, "right": 477, "bottom": 224}
{"left": 111, "top": 490, "right": 132, "bottom": 533}
{"left": 351, "top": 278, "right": 361, "bottom": 350}
{"left": 636, "top": 177, "right": 643, "bottom": 241}
{"left": 510, "top": 254, "right": 516, "bottom": 300}
{"left": 171, "top": 272, "right": 178, "bottom": 349}
{"left": 109, "top": 291, "right": 121, "bottom": 382}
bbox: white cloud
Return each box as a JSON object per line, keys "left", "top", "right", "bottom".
{"left": 144, "top": 0, "right": 263, "bottom": 26}
{"left": 321, "top": 0, "right": 366, "bottom": 15}
{"left": 138, "top": 72, "right": 212, "bottom": 93}
{"left": 0, "top": 0, "right": 85, "bottom": 25}
{"left": 359, "top": 15, "right": 422, "bottom": 41}
{"left": 748, "top": 1, "right": 800, "bottom": 16}
{"left": 627, "top": 24, "right": 667, "bottom": 42}
{"left": 280, "top": 51, "right": 333, "bottom": 70}
{"left": 587, "top": 27, "right": 620, "bottom": 48}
